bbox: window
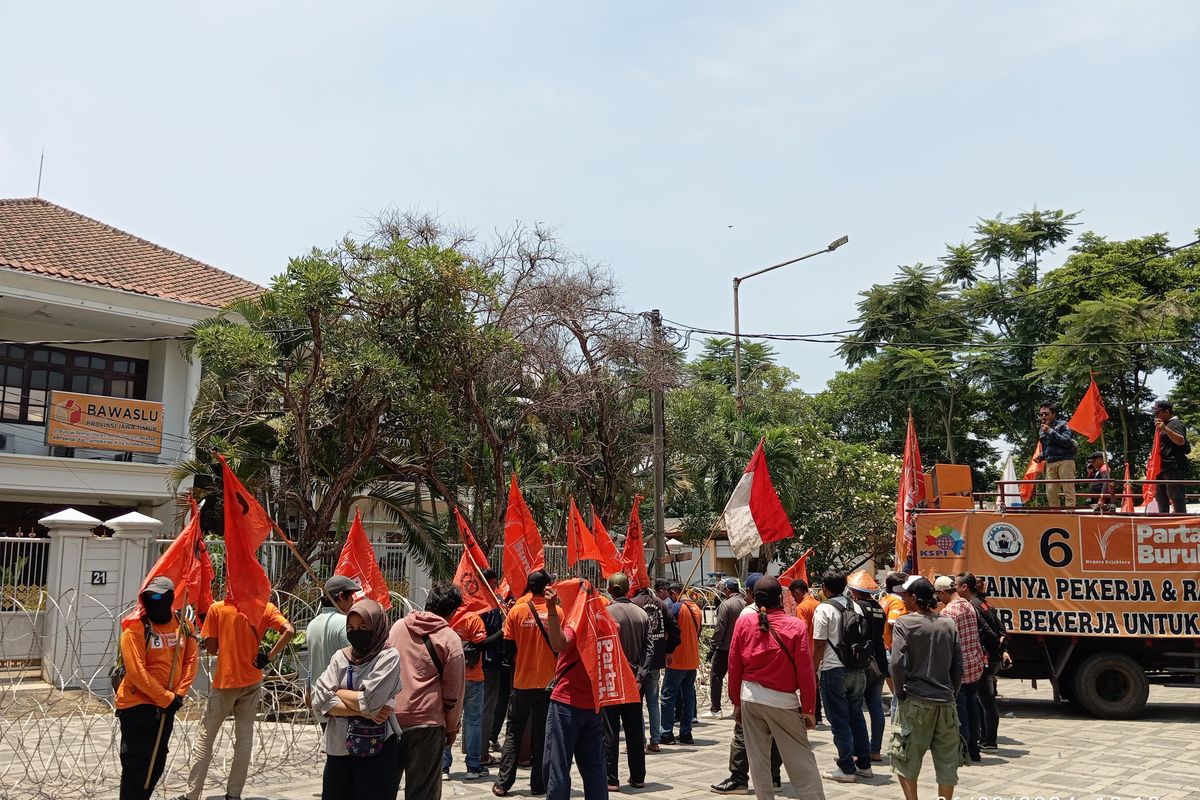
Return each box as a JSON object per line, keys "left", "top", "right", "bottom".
{"left": 0, "top": 344, "right": 149, "bottom": 424}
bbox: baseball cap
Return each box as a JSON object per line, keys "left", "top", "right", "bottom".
{"left": 933, "top": 575, "right": 955, "bottom": 592}
{"left": 901, "top": 575, "right": 936, "bottom": 602}
{"left": 745, "top": 572, "right": 765, "bottom": 592}
{"left": 1087, "top": 451, "right": 1106, "bottom": 461}
{"left": 142, "top": 576, "right": 175, "bottom": 597}
{"left": 325, "top": 575, "right": 361, "bottom": 595}
{"left": 721, "top": 578, "right": 740, "bottom": 593}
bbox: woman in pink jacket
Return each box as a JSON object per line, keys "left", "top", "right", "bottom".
{"left": 728, "top": 576, "right": 825, "bottom": 800}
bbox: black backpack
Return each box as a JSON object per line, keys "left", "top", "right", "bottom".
{"left": 825, "top": 596, "right": 874, "bottom": 670}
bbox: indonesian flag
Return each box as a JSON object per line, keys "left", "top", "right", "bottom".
{"left": 566, "top": 497, "right": 603, "bottom": 568}
{"left": 777, "top": 548, "right": 813, "bottom": 589}
{"left": 591, "top": 513, "right": 625, "bottom": 578}
{"left": 454, "top": 507, "right": 510, "bottom": 599}
{"left": 1121, "top": 463, "right": 1135, "bottom": 513}
{"left": 554, "top": 578, "right": 641, "bottom": 710}
{"left": 894, "top": 415, "right": 926, "bottom": 571}
{"left": 334, "top": 509, "right": 391, "bottom": 610}
{"left": 1068, "top": 377, "right": 1109, "bottom": 443}
{"left": 1020, "top": 443, "right": 1045, "bottom": 504}
{"left": 219, "top": 455, "right": 273, "bottom": 627}
{"left": 503, "top": 475, "right": 545, "bottom": 596}
{"left": 723, "top": 438, "right": 794, "bottom": 559}
{"left": 1142, "top": 432, "right": 1162, "bottom": 508}
{"left": 621, "top": 497, "right": 650, "bottom": 594}
{"left": 122, "top": 497, "right": 214, "bottom": 630}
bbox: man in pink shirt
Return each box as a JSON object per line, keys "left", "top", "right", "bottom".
{"left": 728, "top": 576, "right": 825, "bottom": 800}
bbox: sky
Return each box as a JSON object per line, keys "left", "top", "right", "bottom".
{"left": 2, "top": 1, "right": 1197, "bottom": 392}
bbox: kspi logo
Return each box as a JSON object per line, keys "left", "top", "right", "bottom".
{"left": 983, "top": 522, "right": 1023, "bottom": 562}
{"left": 921, "top": 524, "right": 964, "bottom": 557}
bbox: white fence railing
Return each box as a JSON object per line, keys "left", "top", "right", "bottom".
{"left": 0, "top": 537, "right": 51, "bottom": 614}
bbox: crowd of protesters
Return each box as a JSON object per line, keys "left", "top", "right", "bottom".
{"left": 115, "top": 561, "right": 1015, "bottom": 800}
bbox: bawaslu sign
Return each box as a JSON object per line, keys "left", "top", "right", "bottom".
{"left": 916, "top": 511, "right": 1200, "bottom": 638}
{"left": 44, "top": 390, "right": 164, "bottom": 454}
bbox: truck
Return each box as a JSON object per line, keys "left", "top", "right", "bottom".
{"left": 912, "top": 506, "right": 1200, "bottom": 719}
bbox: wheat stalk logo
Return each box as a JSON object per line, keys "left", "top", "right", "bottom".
{"left": 1096, "top": 524, "right": 1122, "bottom": 560}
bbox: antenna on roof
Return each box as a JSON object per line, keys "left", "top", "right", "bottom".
{"left": 36, "top": 148, "right": 44, "bottom": 198}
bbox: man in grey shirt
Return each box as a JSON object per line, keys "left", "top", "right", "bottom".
{"left": 307, "top": 575, "right": 359, "bottom": 691}
{"left": 605, "top": 573, "right": 654, "bottom": 790}
{"left": 705, "top": 578, "right": 744, "bottom": 718}
{"left": 890, "top": 576, "right": 964, "bottom": 800}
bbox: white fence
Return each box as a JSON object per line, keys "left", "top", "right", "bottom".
{"left": 0, "top": 537, "right": 51, "bottom": 666}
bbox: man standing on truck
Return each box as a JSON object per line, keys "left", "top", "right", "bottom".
{"left": 1037, "top": 402, "right": 1078, "bottom": 507}
{"left": 1153, "top": 400, "right": 1190, "bottom": 513}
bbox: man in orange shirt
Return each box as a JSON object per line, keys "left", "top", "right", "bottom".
{"left": 116, "top": 577, "right": 199, "bottom": 800}
{"left": 447, "top": 609, "right": 489, "bottom": 780}
{"left": 181, "top": 597, "right": 293, "bottom": 800}
{"left": 493, "top": 570, "right": 557, "bottom": 798}
{"left": 659, "top": 581, "right": 700, "bottom": 745}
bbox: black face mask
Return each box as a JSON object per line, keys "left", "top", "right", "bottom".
{"left": 347, "top": 629, "right": 374, "bottom": 654}
{"left": 144, "top": 595, "right": 174, "bottom": 625}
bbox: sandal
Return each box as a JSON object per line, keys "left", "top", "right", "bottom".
{"left": 491, "top": 784, "right": 507, "bottom": 797}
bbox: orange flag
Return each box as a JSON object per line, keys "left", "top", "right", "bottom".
{"left": 1121, "top": 463, "right": 1135, "bottom": 513}
{"left": 1142, "top": 432, "right": 1162, "bottom": 507}
{"left": 449, "top": 549, "right": 498, "bottom": 626}
{"left": 219, "top": 455, "right": 273, "bottom": 627}
{"left": 122, "top": 497, "right": 214, "bottom": 629}
{"left": 621, "top": 498, "right": 651, "bottom": 594}
{"left": 454, "top": 507, "right": 510, "bottom": 599}
{"left": 590, "top": 513, "right": 625, "bottom": 578}
{"left": 555, "top": 578, "right": 641, "bottom": 710}
{"left": 1068, "top": 377, "right": 1109, "bottom": 443}
{"left": 334, "top": 509, "right": 391, "bottom": 610}
{"left": 778, "top": 548, "right": 813, "bottom": 589}
{"left": 503, "top": 475, "right": 545, "bottom": 596}
{"left": 1020, "top": 443, "right": 1045, "bottom": 503}
{"left": 895, "top": 414, "right": 926, "bottom": 572}
{"left": 566, "top": 497, "right": 603, "bottom": 568}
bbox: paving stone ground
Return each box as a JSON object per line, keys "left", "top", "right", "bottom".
{"left": 17, "top": 679, "right": 1200, "bottom": 800}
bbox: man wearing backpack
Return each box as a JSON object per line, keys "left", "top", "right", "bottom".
{"left": 811, "top": 570, "right": 872, "bottom": 783}
{"left": 1037, "top": 402, "right": 1078, "bottom": 507}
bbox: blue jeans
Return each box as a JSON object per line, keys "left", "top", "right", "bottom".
{"left": 819, "top": 667, "right": 870, "bottom": 775}
{"left": 864, "top": 675, "right": 885, "bottom": 755}
{"left": 642, "top": 669, "right": 662, "bottom": 744}
{"left": 544, "top": 700, "right": 607, "bottom": 800}
{"left": 659, "top": 668, "right": 696, "bottom": 738}
{"left": 443, "top": 679, "right": 485, "bottom": 772}
{"left": 955, "top": 680, "right": 981, "bottom": 758}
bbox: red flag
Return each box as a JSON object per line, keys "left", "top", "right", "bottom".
{"left": 334, "top": 509, "right": 391, "bottom": 611}
{"left": 895, "top": 415, "right": 926, "bottom": 571}
{"left": 566, "top": 497, "right": 603, "bottom": 568}
{"left": 590, "top": 512, "right": 625, "bottom": 578}
{"left": 122, "top": 497, "right": 214, "bottom": 629}
{"left": 621, "top": 498, "right": 650, "bottom": 594}
{"left": 1020, "top": 443, "right": 1045, "bottom": 504}
{"left": 555, "top": 578, "right": 641, "bottom": 710}
{"left": 219, "top": 455, "right": 273, "bottom": 627}
{"left": 1068, "top": 377, "right": 1109, "bottom": 443}
{"left": 1121, "top": 463, "right": 1135, "bottom": 513}
{"left": 450, "top": 549, "right": 498, "bottom": 626}
{"left": 503, "top": 475, "right": 545, "bottom": 596}
{"left": 723, "top": 438, "right": 794, "bottom": 558}
{"left": 778, "top": 548, "right": 813, "bottom": 589}
{"left": 1142, "top": 432, "right": 1162, "bottom": 507}
{"left": 454, "top": 507, "right": 510, "bottom": 599}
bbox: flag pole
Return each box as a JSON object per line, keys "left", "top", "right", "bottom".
{"left": 681, "top": 514, "right": 725, "bottom": 587}
{"left": 271, "top": 520, "right": 339, "bottom": 607}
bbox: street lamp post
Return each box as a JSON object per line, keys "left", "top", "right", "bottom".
{"left": 733, "top": 235, "right": 849, "bottom": 417}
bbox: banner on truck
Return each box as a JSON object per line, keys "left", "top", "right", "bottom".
{"left": 915, "top": 512, "right": 1200, "bottom": 638}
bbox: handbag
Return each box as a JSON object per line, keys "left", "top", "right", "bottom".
{"left": 344, "top": 664, "right": 388, "bottom": 758}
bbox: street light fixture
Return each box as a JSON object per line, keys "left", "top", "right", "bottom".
{"left": 733, "top": 235, "right": 849, "bottom": 416}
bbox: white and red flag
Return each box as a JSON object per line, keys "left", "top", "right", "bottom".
{"left": 894, "top": 413, "right": 926, "bottom": 572}
{"left": 723, "top": 438, "right": 794, "bottom": 559}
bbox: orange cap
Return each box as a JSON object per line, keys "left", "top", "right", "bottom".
{"left": 846, "top": 569, "right": 878, "bottom": 592}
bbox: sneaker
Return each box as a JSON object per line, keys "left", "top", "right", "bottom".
{"left": 702, "top": 710, "right": 724, "bottom": 719}
{"left": 980, "top": 742, "right": 998, "bottom": 750}
{"left": 824, "top": 770, "right": 856, "bottom": 783}
{"left": 442, "top": 770, "right": 450, "bottom": 781}
{"left": 679, "top": 733, "right": 694, "bottom": 745}
{"left": 466, "top": 768, "right": 491, "bottom": 780}
{"left": 710, "top": 777, "right": 750, "bottom": 795}
{"left": 772, "top": 778, "right": 782, "bottom": 789}
{"left": 855, "top": 767, "right": 874, "bottom": 779}
{"left": 489, "top": 740, "right": 502, "bottom": 752}
{"left": 658, "top": 733, "right": 676, "bottom": 745}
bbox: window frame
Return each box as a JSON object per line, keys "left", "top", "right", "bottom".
{"left": 0, "top": 344, "right": 149, "bottom": 425}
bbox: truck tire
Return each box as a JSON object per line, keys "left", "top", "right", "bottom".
{"left": 1073, "top": 652, "right": 1148, "bottom": 719}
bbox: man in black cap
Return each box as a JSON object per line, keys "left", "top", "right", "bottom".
{"left": 306, "top": 575, "right": 359, "bottom": 698}
{"left": 705, "top": 577, "right": 744, "bottom": 719}
{"left": 1153, "top": 400, "right": 1190, "bottom": 513}
{"left": 1083, "top": 451, "right": 1113, "bottom": 511}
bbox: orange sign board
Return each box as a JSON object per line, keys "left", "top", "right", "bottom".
{"left": 915, "top": 511, "right": 1200, "bottom": 638}
{"left": 44, "top": 391, "right": 164, "bottom": 454}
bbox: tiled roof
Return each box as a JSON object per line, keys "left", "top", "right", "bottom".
{"left": 0, "top": 198, "right": 262, "bottom": 308}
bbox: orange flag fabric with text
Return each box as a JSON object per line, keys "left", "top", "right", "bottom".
{"left": 621, "top": 498, "right": 651, "bottom": 594}
{"left": 122, "top": 497, "right": 214, "bottom": 629}
{"left": 556, "top": 578, "right": 641, "bottom": 710}
{"left": 219, "top": 455, "right": 273, "bottom": 627}
{"left": 591, "top": 513, "right": 625, "bottom": 578}
{"left": 1068, "top": 377, "right": 1109, "bottom": 443}
{"left": 334, "top": 509, "right": 391, "bottom": 610}
{"left": 454, "top": 507, "right": 510, "bottom": 599}
{"left": 566, "top": 497, "right": 603, "bottom": 568}
{"left": 1142, "top": 432, "right": 1162, "bottom": 507}
{"left": 1020, "top": 443, "right": 1045, "bottom": 504}
{"left": 895, "top": 414, "right": 926, "bottom": 572}
{"left": 503, "top": 475, "right": 545, "bottom": 596}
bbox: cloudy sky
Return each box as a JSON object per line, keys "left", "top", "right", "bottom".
{"left": 2, "top": 1, "right": 1197, "bottom": 389}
